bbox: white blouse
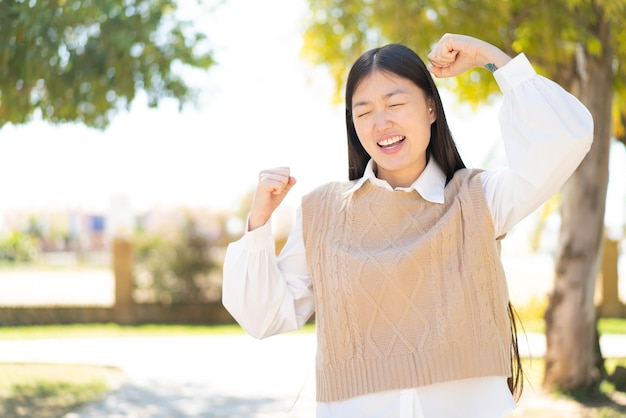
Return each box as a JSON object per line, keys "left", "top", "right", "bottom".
{"left": 222, "top": 53, "right": 594, "bottom": 418}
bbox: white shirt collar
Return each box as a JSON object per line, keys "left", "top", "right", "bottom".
{"left": 343, "top": 158, "right": 446, "bottom": 204}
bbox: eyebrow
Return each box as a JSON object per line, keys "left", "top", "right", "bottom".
{"left": 352, "top": 88, "right": 409, "bottom": 108}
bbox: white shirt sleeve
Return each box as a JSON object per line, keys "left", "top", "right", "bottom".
{"left": 481, "top": 53, "right": 594, "bottom": 237}
{"left": 221, "top": 209, "right": 313, "bottom": 339}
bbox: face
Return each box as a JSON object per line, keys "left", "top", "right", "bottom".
{"left": 351, "top": 70, "right": 436, "bottom": 188}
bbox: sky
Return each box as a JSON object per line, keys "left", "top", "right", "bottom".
{"left": 0, "top": 0, "right": 343, "bottom": 214}
{"left": 0, "top": 0, "right": 502, "bottom": 215}
{"left": 0, "top": 0, "right": 624, "bottom": 238}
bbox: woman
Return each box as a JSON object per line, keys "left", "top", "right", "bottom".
{"left": 222, "top": 34, "right": 593, "bottom": 417}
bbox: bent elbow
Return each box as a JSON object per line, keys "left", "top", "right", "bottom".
{"left": 246, "top": 327, "right": 274, "bottom": 340}
{"left": 221, "top": 291, "right": 280, "bottom": 340}
{"left": 221, "top": 301, "right": 271, "bottom": 340}
{"left": 234, "top": 315, "right": 281, "bottom": 340}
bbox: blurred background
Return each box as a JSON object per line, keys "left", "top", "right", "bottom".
{"left": 1, "top": 0, "right": 623, "bottom": 311}
{"left": 0, "top": 0, "right": 625, "bottom": 416}
{"left": 0, "top": 0, "right": 626, "bottom": 314}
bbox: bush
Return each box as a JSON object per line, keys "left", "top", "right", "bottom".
{"left": 133, "top": 215, "right": 218, "bottom": 304}
{"left": 0, "top": 231, "right": 40, "bottom": 263}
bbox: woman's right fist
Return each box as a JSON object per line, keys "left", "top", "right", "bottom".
{"left": 248, "top": 167, "right": 296, "bottom": 231}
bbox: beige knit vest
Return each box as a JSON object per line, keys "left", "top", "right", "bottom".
{"left": 301, "top": 168, "right": 512, "bottom": 403}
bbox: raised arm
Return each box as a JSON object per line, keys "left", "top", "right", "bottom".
{"left": 428, "top": 34, "right": 593, "bottom": 237}
{"left": 484, "top": 53, "right": 593, "bottom": 236}
{"left": 222, "top": 168, "right": 314, "bottom": 339}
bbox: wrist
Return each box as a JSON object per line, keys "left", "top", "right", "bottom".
{"left": 248, "top": 214, "right": 269, "bottom": 232}
{"left": 485, "top": 63, "right": 498, "bottom": 73}
{"left": 476, "top": 42, "right": 511, "bottom": 71}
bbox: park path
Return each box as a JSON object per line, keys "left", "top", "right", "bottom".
{"left": 0, "top": 332, "right": 625, "bottom": 417}
{"left": 0, "top": 334, "right": 318, "bottom": 417}
{"left": 0, "top": 269, "right": 114, "bottom": 306}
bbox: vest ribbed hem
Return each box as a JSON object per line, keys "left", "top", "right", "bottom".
{"left": 317, "top": 343, "right": 511, "bottom": 403}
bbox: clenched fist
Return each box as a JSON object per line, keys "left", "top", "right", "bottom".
{"left": 427, "top": 33, "right": 511, "bottom": 78}
{"left": 248, "top": 167, "right": 296, "bottom": 231}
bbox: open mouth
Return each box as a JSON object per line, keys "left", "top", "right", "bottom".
{"left": 377, "top": 135, "right": 405, "bottom": 148}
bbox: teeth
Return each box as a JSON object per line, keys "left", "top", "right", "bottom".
{"left": 378, "top": 135, "right": 404, "bottom": 146}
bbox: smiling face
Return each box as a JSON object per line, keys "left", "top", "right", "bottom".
{"left": 351, "top": 70, "right": 436, "bottom": 188}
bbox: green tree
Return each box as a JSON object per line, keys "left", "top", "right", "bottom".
{"left": 302, "top": 0, "right": 626, "bottom": 393}
{"left": 0, "top": 0, "right": 214, "bottom": 129}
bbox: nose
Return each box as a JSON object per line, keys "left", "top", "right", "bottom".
{"left": 374, "top": 110, "right": 392, "bottom": 132}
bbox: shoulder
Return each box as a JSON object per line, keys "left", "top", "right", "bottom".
{"left": 301, "top": 180, "right": 357, "bottom": 222}
{"left": 445, "top": 168, "right": 487, "bottom": 200}
{"left": 447, "top": 168, "right": 484, "bottom": 187}
{"left": 300, "top": 180, "right": 356, "bottom": 239}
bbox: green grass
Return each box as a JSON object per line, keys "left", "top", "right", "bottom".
{"left": 599, "top": 319, "right": 626, "bottom": 335}
{"left": 0, "top": 363, "right": 119, "bottom": 418}
{"left": 0, "top": 323, "right": 244, "bottom": 340}
{"left": 517, "top": 318, "right": 626, "bottom": 335}
{"left": 0, "top": 322, "right": 317, "bottom": 341}
{"left": 513, "top": 295, "right": 626, "bottom": 335}
{"left": 0, "top": 317, "right": 623, "bottom": 342}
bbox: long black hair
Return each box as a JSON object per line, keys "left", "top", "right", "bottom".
{"left": 344, "top": 43, "right": 524, "bottom": 401}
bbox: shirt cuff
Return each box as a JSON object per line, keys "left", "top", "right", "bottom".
{"left": 494, "top": 53, "right": 536, "bottom": 94}
{"left": 243, "top": 219, "right": 276, "bottom": 252}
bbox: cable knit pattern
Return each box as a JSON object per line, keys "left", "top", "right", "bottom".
{"left": 301, "top": 168, "right": 512, "bottom": 403}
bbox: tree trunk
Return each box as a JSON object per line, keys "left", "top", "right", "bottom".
{"left": 543, "top": 17, "right": 614, "bottom": 391}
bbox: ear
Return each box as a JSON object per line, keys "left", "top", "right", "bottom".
{"left": 428, "top": 99, "right": 437, "bottom": 124}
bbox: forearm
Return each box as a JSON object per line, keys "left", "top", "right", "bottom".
{"left": 473, "top": 38, "right": 511, "bottom": 71}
